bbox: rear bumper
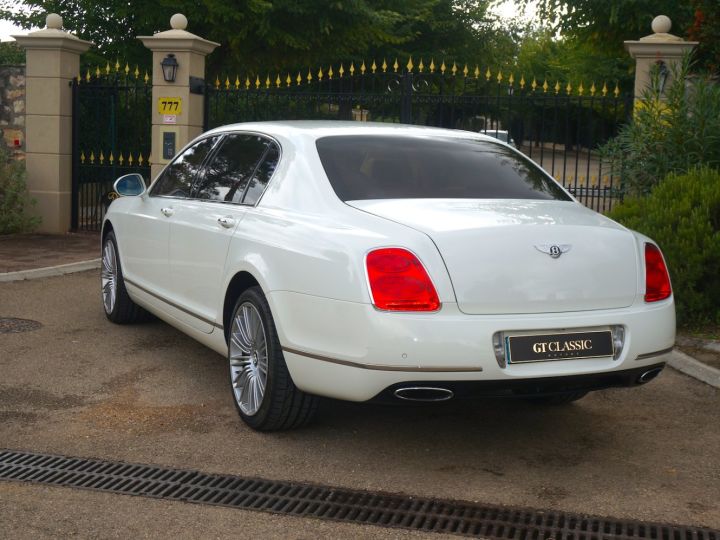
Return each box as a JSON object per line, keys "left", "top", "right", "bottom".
{"left": 371, "top": 362, "right": 666, "bottom": 403}
{"left": 269, "top": 290, "right": 675, "bottom": 402}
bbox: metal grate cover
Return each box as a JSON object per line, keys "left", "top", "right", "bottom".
{"left": 1, "top": 449, "right": 717, "bottom": 539}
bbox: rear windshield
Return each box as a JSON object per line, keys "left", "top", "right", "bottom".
{"left": 315, "top": 135, "right": 571, "bottom": 201}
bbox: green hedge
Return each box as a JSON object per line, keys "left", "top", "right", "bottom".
{"left": 608, "top": 166, "right": 720, "bottom": 326}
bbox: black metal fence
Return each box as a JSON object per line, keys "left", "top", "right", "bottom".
{"left": 206, "top": 62, "right": 632, "bottom": 212}
{"left": 71, "top": 67, "right": 152, "bottom": 231}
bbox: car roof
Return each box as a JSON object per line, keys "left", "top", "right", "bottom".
{"left": 203, "top": 120, "right": 498, "bottom": 143}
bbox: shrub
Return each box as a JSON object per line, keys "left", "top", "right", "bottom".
{"left": 0, "top": 147, "right": 40, "bottom": 234}
{"left": 608, "top": 166, "right": 720, "bottom": 326}
{"left": 601, "top": 56, "right": 720, "bottom": 195}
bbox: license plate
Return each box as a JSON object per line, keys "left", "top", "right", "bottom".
{"left": 506, "top": 330, "right": 614, "bottom": 364}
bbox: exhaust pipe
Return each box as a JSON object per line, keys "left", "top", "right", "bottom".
{"left": 637, "top": 367, "right": 663, "bottom": 384}
{"left": 393, "top": 386, "right": 454, "bottom": 402}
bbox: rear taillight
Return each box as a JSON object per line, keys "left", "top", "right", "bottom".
{"left": 366, "top": 248, "right": 440, "bottom": 311}
{"left": 644, "top": 243, "right": 672, "bottom": 302}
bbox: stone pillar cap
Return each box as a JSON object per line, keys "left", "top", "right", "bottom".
{"left": 624, "top": 14, "right": 698, "bottom": 56}
{"left": 138, "top": 13, "right": 219, "bottom": 54}
{"left": 639, "top": 15, "right": 684, "bottom": 42}
{"left": 170, "top": 13, "right": 188, "bottom": 30}
{"left": 12, "top": 13, "right": 92, "bottom": 52}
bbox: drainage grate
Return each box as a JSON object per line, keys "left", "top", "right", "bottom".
{"left": 0, "top": 318, "right": 42, "bottom": 334}
{"left": 1, "top": 450, "right": 717, "bottom": 539}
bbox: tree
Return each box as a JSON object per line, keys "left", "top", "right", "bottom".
{"left": 514, "top": 28, "right": 631, "bottom": 88}
{"left": 0, "top": 0, "right": 512, "bottom": 75}
{"left": 518, "top": 0, "right": 695, "bottom": 59}
{"left": 512, "top": 1, "right": 718, "bottom": 93}
{"left": 387, "top": 0, "right": 520, "bottom": 68}
{"left": 513, "top": 1, "right": 718, "bottom": 78}
{"left": 690, "top": 0, "right": 720, "bottom": 74}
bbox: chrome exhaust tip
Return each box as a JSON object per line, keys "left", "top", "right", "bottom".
{"left": 393, "top": 386, "right": 454, "bottom": 402}
{"left": 637, "top": 367, "right": 663, "bottom": 384}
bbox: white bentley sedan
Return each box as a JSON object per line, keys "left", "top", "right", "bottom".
{"left": 102, "top": 121, "right": 675, "bottom": 431}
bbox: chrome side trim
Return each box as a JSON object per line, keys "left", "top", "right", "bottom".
{"left": 125, "top": 277, "right": 223, "bottom": 330}
{"left": 282, "top": 347, "right": 483, "bottom": 372}
{"left": 635, "top": 347, "right": 674, "bottom": 361}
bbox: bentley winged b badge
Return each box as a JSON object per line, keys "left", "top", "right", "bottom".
{"left": 534, "top": 244, "right": 572, "bottom": 259}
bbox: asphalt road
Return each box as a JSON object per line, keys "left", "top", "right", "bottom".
{"left": 1, "top": 270, "right": 719, "bottom": 538}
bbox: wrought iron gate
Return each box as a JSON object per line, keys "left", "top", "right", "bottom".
{"left": 206, "top": 59, "right": 632, "bottom": 212}
{"left": 71, "top": 67, "right": 152, "bottom": 231}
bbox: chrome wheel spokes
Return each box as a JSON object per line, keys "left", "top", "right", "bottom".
{"left": 229, "top": 302, "right": 268, "bottom": 416}
{"left": 101, "top": 241, "right": 117, "bottom": 314}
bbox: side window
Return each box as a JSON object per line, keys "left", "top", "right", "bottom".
{"left": 151, "top": 136, "right": 219, "bottom": 198}
{"left": 243, "top": 143, "right": 280, "bottom": 205}
{"left": 193, "top": 134, "right": 270, "bottom": 203}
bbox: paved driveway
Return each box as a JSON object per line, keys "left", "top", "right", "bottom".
{"left": 1, "top": 271, "right": 719, "bottom": 537}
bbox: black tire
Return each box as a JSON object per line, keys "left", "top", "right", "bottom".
{"left": 101, "top": 231, "right": 151, "bottom": 324}
{"left": 228, "top": 286, "right": 318, "bottom": 431}
{"left": 523, "top": 390, "right": 588, "bottom": 405}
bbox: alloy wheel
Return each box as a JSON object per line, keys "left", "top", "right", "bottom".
{"left": 101, "top": 240, "right": 117, "bottom": 314}
{"left": 229, "top": 302, "right": 269, "bottom": 416}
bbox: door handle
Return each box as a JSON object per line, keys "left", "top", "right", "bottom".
{"left": 217, "top": 216, "right": 236, "bottom": 229}
{"left": 160, "top": 207, "right": 174, "bottom": 217}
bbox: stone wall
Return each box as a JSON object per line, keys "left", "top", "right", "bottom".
{"left": 0, "top": 65, "right": 25, "bottom": 159}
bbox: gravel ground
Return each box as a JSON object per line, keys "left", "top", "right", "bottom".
{"left": 1, "top": 270, "right": 719, "bottom": 537}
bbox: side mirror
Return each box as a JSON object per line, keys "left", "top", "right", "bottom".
{"left": 113, "top": 173, "right": 146, "bottom": 197}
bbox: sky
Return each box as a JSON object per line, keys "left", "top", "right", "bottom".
{"left": 494, "top": 0, "right": 535, "bottom": 22}
{"left": 0, "top": 1, "right": 536, "bottom": 42}
{"left": 0, "top": 18, "right": 31, "bottom": 41}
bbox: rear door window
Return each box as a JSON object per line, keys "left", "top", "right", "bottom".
{"left": 193, "top": 134, "right": 271, "bottom": 203}
{"left": 243, "top": 143, "right": 280, "bottom": 205}
{"left": 315, "top": 135, "right": 571, "bottom": 201}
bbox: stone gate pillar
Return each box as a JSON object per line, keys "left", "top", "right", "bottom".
{"left": 138, "top": 14, "right": 219, "bottom": 181}
{"left": 13, "top": 14, "right": 92, "bottom": 233}
{"left": 624, "top": 15, "right": 698, "bottom": 103}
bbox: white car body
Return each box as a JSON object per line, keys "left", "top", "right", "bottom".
{"left": 103, "top": 121, "right": 675, "bottom": 405}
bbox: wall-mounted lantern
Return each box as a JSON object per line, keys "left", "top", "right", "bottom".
{"left": 161, "top": 53, "right": 179, "bottom": 82}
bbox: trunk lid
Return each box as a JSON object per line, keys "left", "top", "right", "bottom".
{"left": 348, "top": 199, "right": 639, "bottom": 315}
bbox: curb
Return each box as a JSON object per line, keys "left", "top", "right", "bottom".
{"left": 0, "top": 259, "right": 101, "bottom": 283}
{"left": 667, "top": 349, "right": 720, "bottom": 389}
